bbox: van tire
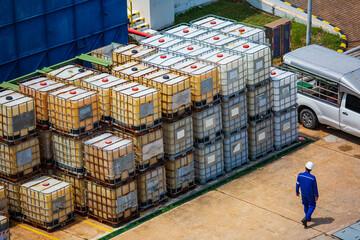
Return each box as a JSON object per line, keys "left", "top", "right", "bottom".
{"left": 300, "top": 109, "right": 319, "bottom": 129}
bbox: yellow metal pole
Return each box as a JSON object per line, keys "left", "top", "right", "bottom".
{"left": 130, "top": 0, "right": 133, "bottom": 28}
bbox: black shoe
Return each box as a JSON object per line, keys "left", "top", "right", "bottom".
{"left": 301, "top": 218, "right": 308, "bottom": 228}
{"left": 309, "top": 218, "right": 311, "bottom": 222}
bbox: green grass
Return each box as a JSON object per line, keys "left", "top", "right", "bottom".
{"left": 174, "top": 0, "right": 341, "bottom": 51}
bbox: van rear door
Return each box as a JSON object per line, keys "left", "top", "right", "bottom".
{"left": 340, "top": 93, "right": 360, "bottom": 137}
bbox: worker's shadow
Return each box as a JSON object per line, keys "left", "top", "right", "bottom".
{"left": 308, "top": 217, "right": 334, "bottom": 228}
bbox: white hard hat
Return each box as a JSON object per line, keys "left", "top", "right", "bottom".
{"left": 305, "top": 162, "right": 314, "bottom": 170}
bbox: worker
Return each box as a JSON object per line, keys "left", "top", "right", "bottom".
{"left": 296, "top": 162, "right": 319, "bottom": 228}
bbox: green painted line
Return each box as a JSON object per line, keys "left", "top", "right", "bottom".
{"left": 0, "top": 82, "right": 18, "bottom": 90}
{"left": 100, "top": 138, "right": 313, "bottom": 240}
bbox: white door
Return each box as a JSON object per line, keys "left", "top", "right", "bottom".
{"left": 340, "top": 93, "right": 360, "bottom": 137}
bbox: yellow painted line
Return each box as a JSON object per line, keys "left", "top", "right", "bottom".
{"left": 342, "top": 35, "right": 347, "bottom": 40}
{"left": 323, "top": 20, "right": 330, "bottom": 24}
{"left": 312, "top": 14, "right": 318, "bottom": 18}
{"left": 297, "top": 8, "right": 304, "bottom": 12}
{"left": 18, "top": 224, "right": 61, "bottom": 240}
{"left": 334, "top": 27, "right": 341, "bottom": 32}
{"left": 337, "top": 49, "right": 344, "bottom": 53}
{"left": 75, "top": 217, "right": 113, "bottom": 232}
{"left": 284, "top": 1, "right": 292, "bottom": 5}
{"left": 340, "top": 43, "right": 347, "bottom": 48}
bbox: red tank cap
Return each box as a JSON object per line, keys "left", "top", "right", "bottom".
{"left": 271, "top": 71, "right": 276, "bottom": 75}
{"left": 158, "top": 39, "right": 165, "bottom": 42}
{"left": 183, "top": 29, "right": 189, "bottom": 33}
{"left": 210, "top": 21, "right": 216, "bottom": 24}
{"left": 187, "top": 46, "right": 194, "bottom": 50}
{"left": 102, "top": 78, "right": 109, "bottom": 82}
{"left": 42, "top": 182, "right": 50, "bottom": 186}
{"left": 40, "top": 82, "right": 47, "bottom": 86}
{"left": 239, "top": 28, "right": 245, "bottom": 33}
{"left": 132, "top": 87, "right": 139, "bottom": 91}
{"left": 160, "top": 55, "right": 167, "bottom": 59}
{"left": 213, "top": 36, "right": 220, "bottom": 40}
{"left": 105, "top": 140, "right": 112, "bottom": 144}
{"left": 190, "top": 65, "right": 197, "bottom": 69}
{"left": 70, "top": 91, "right": 76, "bottom": 94}
{"left": 217, "top": 54, "right": 223, "bottom": 58}
{"left": 243, "top": 44, "right": 250, "bottom": 48}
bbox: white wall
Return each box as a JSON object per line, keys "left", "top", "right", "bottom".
{"left": 131, "top": 0, "right": 217, "bottom": 30}
{"left": 174, "top": 0, "right": 217, "bottom": 14}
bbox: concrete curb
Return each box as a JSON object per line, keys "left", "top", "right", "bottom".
{"left": 247, "top": 0, "right": 347, "bottom": 52}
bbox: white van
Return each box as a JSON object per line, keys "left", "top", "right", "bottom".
{"left": 282, "top": 44, "right": 360, "bottom": 137}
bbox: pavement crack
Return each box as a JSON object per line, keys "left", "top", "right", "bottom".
{"left": 216, "top": 189, "right": 325, "bottom": 234}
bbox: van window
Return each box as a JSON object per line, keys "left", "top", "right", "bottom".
{"left": 345, "top": 94, "right": 360, "bottom": 114}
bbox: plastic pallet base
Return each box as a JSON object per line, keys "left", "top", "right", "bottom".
{"left": 88, "top": 210, "right": 139, "bottom": 228}
{"left": 112, "top": 119, "right": 162, "bottom": 134}
{"left": 274, "top": 139, "right": 299, "bottom": 151}
{"left": 249, "top": 148, "right": 274, "bottom": 161}
{"left": 54, "top": 162, "right": 85, "bottom": 175}
{"left": 162, "top": 107, "right": 192, "bottom": 123}
{"left": 246, "top": 77, "right": 271, "bottom": 91}
{"left": 194, "top": 132, "right": 223, "bottom": 148}
{"left": 223, "top": 124, "right": 249, "bottom": 137}
{"left": 136, "top": 157, "right": 165, "bottom": 173}
{"left": 192, "top": 96, "right": 221, "bottom": 112}
{"left": 0, "top": 165, "right": 41, "bottom": 183}
{"left": 0, "top": 130, "right": 38, "bottom": 146}
{"left": 9, "top": 211, "right": 23, "bottom": 221}
{"left": 221, "top": 88, "right": 247, "bottom": 102}
{"left": 21, "top": 213, "right": 75, "bottom": 232}
{"left": 139, "top": 193, "right": 168, "bottom": 211}
{"left": 167, "top": 181, "right": 196, "bottom": 198}
{"left": 224, "top": 160, "right": 250, "bottom": 173}
{"left": 248, "top": 109, "right": 272, "bottom": 122}
{"left": 196, "top": 171, "right": 225, "bottom": 185}
{"left": 50, "top": 123, "right": 101, "bottom": 139}
{"left": 85, "top": 173, "right": 136, "bottom": 189}
{"left": 164, "top": 147, "right": 195, "bottom": 161}
{"left": 75, "top": 207, "right": 88, "bottom": 217}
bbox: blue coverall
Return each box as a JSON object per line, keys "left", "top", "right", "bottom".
{"left": 296, "top": 171, "right": 319, "bottom": 221}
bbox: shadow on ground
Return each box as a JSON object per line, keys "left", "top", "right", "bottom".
{"left": 308, "top": 217, "right": 335, "bottom": 228}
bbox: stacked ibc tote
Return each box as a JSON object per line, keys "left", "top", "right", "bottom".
{"left": 110, "top": 48, "right": 168, "bottom": 210}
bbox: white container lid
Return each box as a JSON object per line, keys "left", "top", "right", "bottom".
{"left": 140, "top": 35, "right": 184, "bottom": 48}
{"left": 165, "top": 25, "right": 207, "bottom": 39}
{"left": 169, "top": 42, "right": 212, "bottom": 57}
{"left": 142, "top": 52, "right": 185, "bottom": 67}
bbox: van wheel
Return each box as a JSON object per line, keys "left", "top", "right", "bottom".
{"left": 300, "top": 109, "right": 319, "bottom": 129}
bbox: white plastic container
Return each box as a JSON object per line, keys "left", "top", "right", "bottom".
{"left": 139, "top": 34, "right": 184, "bottom": 50}
{"left": 163, "top": 115, "right": 193, "bottom": 157}
{"left": 270, "top": 67, "right": 297, "bottom": 112}
{"left": 111, "top": 61, "right": 158, "bottom": 84}
{"left": 112, "top": 43, "right": 158, "bottom": 66}
{"left": 194, "top": 32, "right": 237, "bottom": 48}
{"left": 198, "top": 50, "right": 246, "bottom": 96}
{"left": 168, "top": 42, "right": 212, "bottom": 58}
{"left": 194, "top": 139, "right": 224, "bottom": 184}
{"left": 164, "top": 23, "right": 208, "bottom": 40}
{"left": 222, "top": 24, "right": 266, "bottom": 43}
{"left": 222, "top": 90, "right": 248, "bottom": 133}
{"left": 190, "top": 15, "right": 236, "bottom": 31}
{"left": 141, "top": 51, "right": 186, "bottom": 69}
{"left": 47, "top": 64, "right": 97, "bottom": 87}
{"left": 192, "top": 103, "right": 222, "bottom": 145}
{"left": 170, "top": 59, "right": 220, "bottom": 108}
{"left": 247, "top": 80, "right": 272, "bottom": 119}
{"left": 274, "top": 106, "right": 298, "bottom": 150}
{"left": 223, "top": 127, "right": 249, "bottom": 172}
{"left": 248, "top": 114, "right": 274, "bottom": 160}
{"left": 225, "top": 40, "right": 271, "bottom": 86}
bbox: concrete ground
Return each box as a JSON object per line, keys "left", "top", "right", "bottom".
{"left": 9, "top": 125, "right": 360, "bottom": 240}
{"left": 114, "top": 125, "right": 360, "bottom": 240}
